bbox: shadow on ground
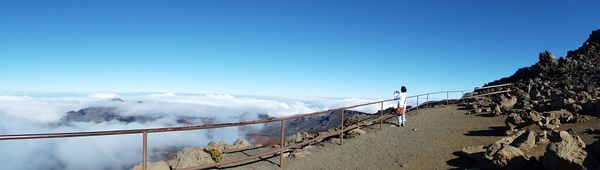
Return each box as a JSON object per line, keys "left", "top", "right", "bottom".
{"left": 446, "top": 151, "right": 477, "bottom": 170}
{"left": 464, "top": 126, "right": 507, "bottom": 137}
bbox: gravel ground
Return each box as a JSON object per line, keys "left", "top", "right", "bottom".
{"left": 211, "top": 105, "right": 509, "bottom": 170}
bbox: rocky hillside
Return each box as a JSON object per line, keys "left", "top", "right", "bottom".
{"left": 459, "top": 29, "right": 600, "bottom": 169}
{"left": 484, "top": 29, "right": 600, "bottom": 115}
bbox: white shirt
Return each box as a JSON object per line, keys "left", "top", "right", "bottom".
{"left": 394, "top": 92, "right": 407, "bottom": 108}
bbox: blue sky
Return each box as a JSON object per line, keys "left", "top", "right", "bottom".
{"left": 1, "top": 1, "right": 599, "bottom": 99}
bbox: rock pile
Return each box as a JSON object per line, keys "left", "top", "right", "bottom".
{"left": 460, "top": 29, "right": 600, "bottom": 135}
{"left": 459, "top": 29, "right": 600, "bottom": 169}
{"left": 471, "top": 29, "right": 600, "bottom": 117}
{"left": 460, "top": 130, "right": 599, "bottom": 169}
{"left": 130, "top": 138, "right": 255, "bottom": 170}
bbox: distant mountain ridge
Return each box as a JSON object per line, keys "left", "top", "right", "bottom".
{"left": 60, "top": 106, "right": 157, "bottom": 124}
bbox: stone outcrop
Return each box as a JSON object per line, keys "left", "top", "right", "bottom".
{"left": 458, "top": 130, "right": 599, "bottom": 169}
{"left": 168, "top": 147, "right": 216, "bottom": 169}
{"left": 461, "top": 29, "right": 600, "bottom": 120}
{"left": 227, "top": 138, "right": 252, "bottom": 150}
{"left": 542, "top": 131, "right": 587, "bottom": 170}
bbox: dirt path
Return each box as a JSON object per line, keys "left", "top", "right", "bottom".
{"left": 214, "top": 105, "right": 508, "bottom": 170}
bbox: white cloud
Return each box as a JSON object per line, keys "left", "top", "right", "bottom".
{"left": 89, "top": 93, "right": 118, "bottom": 99}
{"left": 149, "top": 92, "right": 176, "bottom": 97}
{"left": 0, "top": 93, "right": 395, "bottom": 169}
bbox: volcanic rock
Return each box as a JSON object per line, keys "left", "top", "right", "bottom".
{"left": 542, "top": 131, "right": 587, "bottom": 170}
{"left": 227, "top": 138, "right": 252, "bottom": 150}
{"left": 509, "top": 130, "right": 537, "bottom": 152}
{"left": 169, "top": 147, "right": 215, "bottom": 169}
{"left": 489, "top": 144, "right": 529, "bottom": 169}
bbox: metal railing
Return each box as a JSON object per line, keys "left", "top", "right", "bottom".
{"left": 0, "top": 90, "right": 472, "bottom": 170}
{"left": 466, "top": 83, "right": 513, "bottom": 98}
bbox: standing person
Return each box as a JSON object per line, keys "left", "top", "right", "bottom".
{"left": 394, "top": 86, "right": 408, "bottom": 126}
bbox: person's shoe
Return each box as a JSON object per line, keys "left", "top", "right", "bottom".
{"left": 400, "top": 123, "right": 405, "bottom": 127}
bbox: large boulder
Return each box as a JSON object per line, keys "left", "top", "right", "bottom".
{"left": 227, "top": 138, "right": 252, "bottom": 150}
{"left": 206, "top": 141, "right": 228, "bottom": 150}
{"left": 290, "top": 149, "right": 311, "bottom": 159}
{"left": 542, "top": 131, "right": 587, "bottom": 170}
{"left": 543, "top": 110, "right": 574, "bottom": 124}
{"left": 285, "top": 131, "right": 310, "bottom": 146}
{"left": 505, "top": 111, "right": 541, "bottom": 130}
{"left": 169, "top": 147, "right": 215, "bottom": 169}
{"left": 505, "top": 113, "right": 526, "bottom": 130}
{"left": 486, "top": 131, "right": 525, "bottom": 159}
{"left": 509, "top": 130, "right": 537, "bottom": 152}
{"left": 498, "top": 95, "right": 518, "bottom": 108}
{"left": 489, "top": 144, "right": 529, "bottom": 169}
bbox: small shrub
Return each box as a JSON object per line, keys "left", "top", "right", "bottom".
{"left": 344, "top": 131, "right": 361, "bottom": 139}
{"left": 203, "top": 148, "right": 224, "bottom": 162}
{"left": 556, "top": 67, "right": 567, "bottom": 75}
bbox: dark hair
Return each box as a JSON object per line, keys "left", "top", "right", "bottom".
{"left": 401, "top": 86, "right": 407, "bottom": 93}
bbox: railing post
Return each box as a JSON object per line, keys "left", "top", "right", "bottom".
{"left": 380, "top": 101, "right": 383, "bottom": 130}
{"left": 446, "top": 92, "right": 449, "bottom": 105}
{"left": 280, "top": 119, "right": 285, "bottom": 169}
{"left": 142, "top": 131, "right": 148, "bottom": 170}
{"left": 340, "top": 109, "right": 344, "bottom": 145}
{"left": 416, "top": 96, "right": 419, "bottom": 114}
{"left": 426, "top": 94, "right": 429, "bottom": 109}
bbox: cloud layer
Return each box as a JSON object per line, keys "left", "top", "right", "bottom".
{"left": 0, "top": 92, "right": 394, "bottom": 170}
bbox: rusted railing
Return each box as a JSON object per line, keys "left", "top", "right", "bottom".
{"left": 0, "top": 90, "right": 472, "bottom": 170}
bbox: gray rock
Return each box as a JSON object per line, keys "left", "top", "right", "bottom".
{"left": 170, "top": 147, "right": 215, "bottom": 169}
{"left": 285, "top": 131, "right": 310, "bottom": 145}
{"left": 536, "top": 130, "right": 550, "bottom": 145}
{"left": 510, "top": 130, "right": 536, "bottom": 152}
{"left": 522, "top": 110, "right": 542, "bottom": 123}
{"left": 291, "top": 149, "right": 311, "bottom": 159}
{"left": 228, "top": 138, "right": 252, "bottom": 150}
{"left": 491, "top": 103, "right": 503, "bottom": 116}
{"left": 499, "top": 95, "right": 518, "bottom": 108}
{"left": 349, "top": 128, "right": 367, "bottom": 135}
{"left": 207, "top": 141, "right": 228, "bottom": 150}
{"left": 542, "top": 131, "right": 587, "bottom": 170}
{"left": 543, "top": 110, "right": 574, "bottom": 124}
{"left": 490, "top": 144, "right": 528, "bottom": 169}
{"left": 539, "top": 50, "right": 558, "bottom": 66}
{"left": 539, "top": 117, "right": 561, "bottom": 130}
{"left": 486, "top": 131, "right": 524, "bottom": 159}
{"left": 505, "top": 113, "right": 525, "bottom": 130}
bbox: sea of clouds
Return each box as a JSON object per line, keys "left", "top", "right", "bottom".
{"left": 0, "top": 92, "right": 415, "bottom": 170}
